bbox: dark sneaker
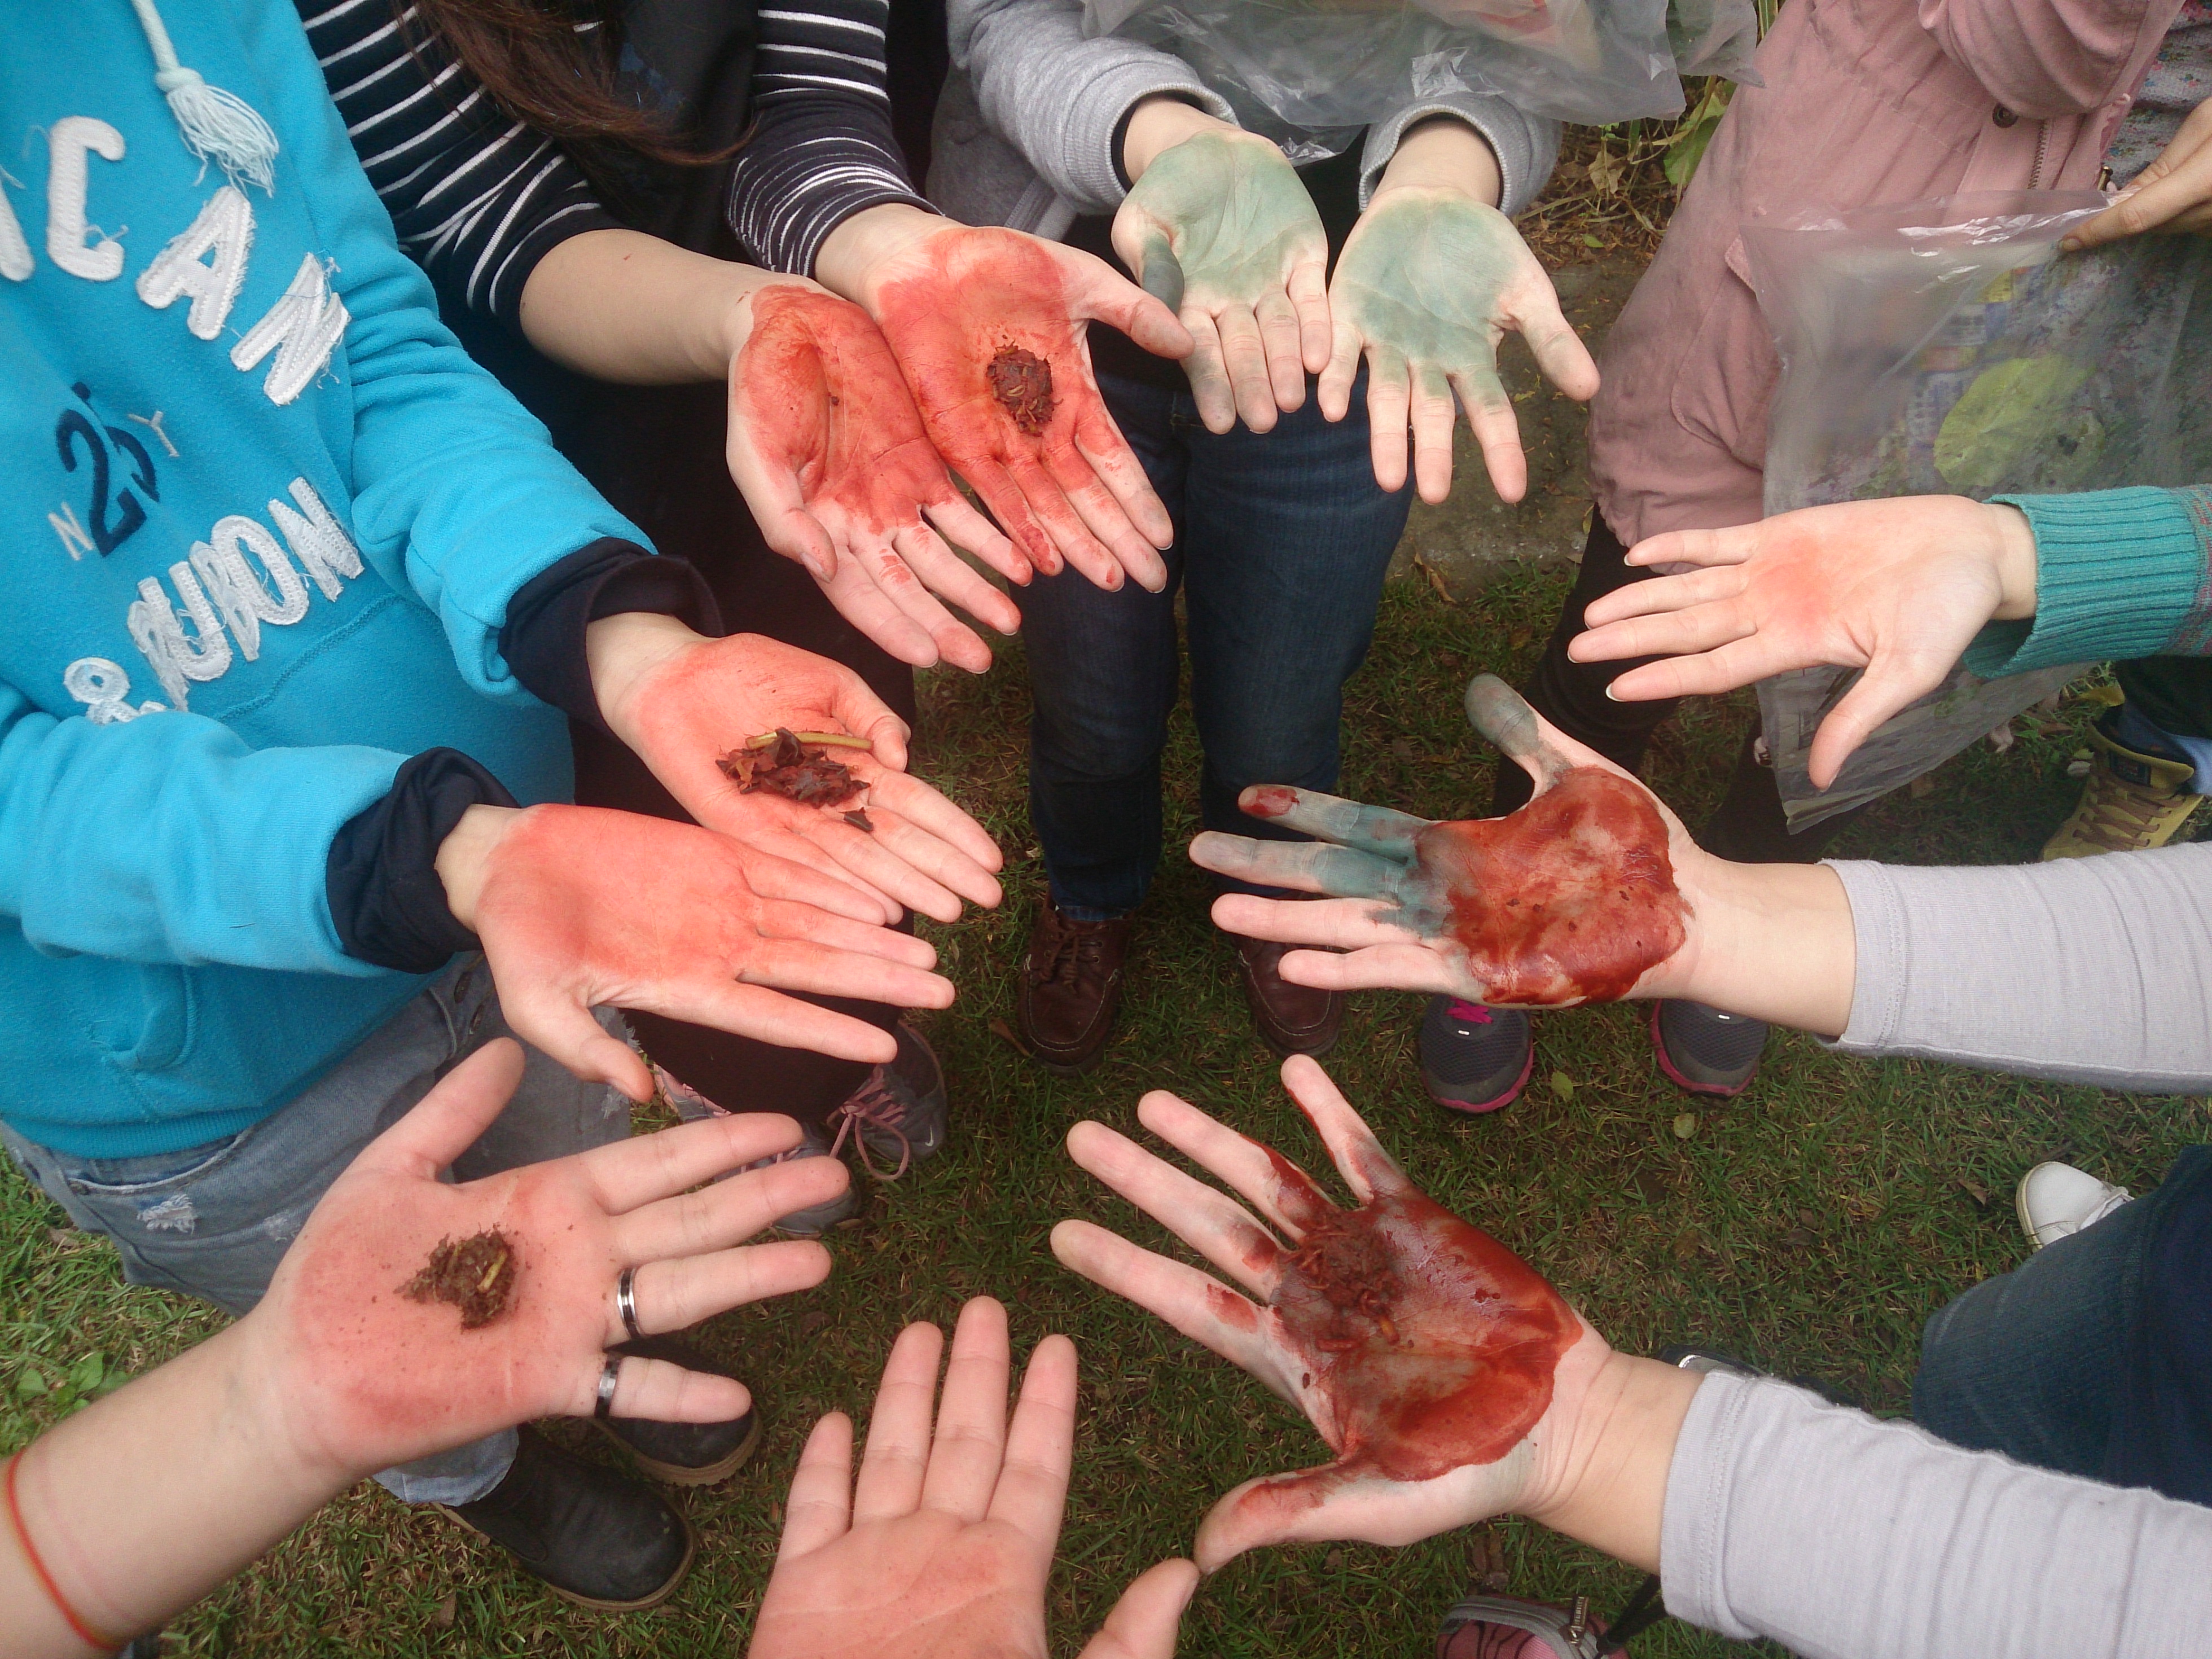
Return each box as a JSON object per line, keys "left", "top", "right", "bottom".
{"left": 596, "top": 1335, "right": 762, "bottom": 1486}
{"left": 1651, "top": 1000, "right": 1766, "bottom": 1097}
{"left": 1438, "top": 1592, "right": 1612, "bottom": 1657}
{"left": 1419, "top": 997, "right": 1533, "bottom": 1113}
{"left": 1231, "top": 932, "right": 1343, "bottom": 1057}
{"left": 1016, "top": 897, "right": 1133, "bottom": 1074}
{"left": 828, "top": 1024, "right": 947, "bottom": 1177}
{"left": 444, "top": 1426, "right": 696, "bottom": 1610}
{"left": 739, "top": 1123, "right": 861, "bottom": 1237}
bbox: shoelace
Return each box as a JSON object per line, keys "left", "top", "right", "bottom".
{"left": 1033, "top": 923, "right": 1108, "bottom": 989}
{"left": 2079, "top": 772, "right": 2187, "bottom": 850}
{"left": 827, "top": 1076, "right": 912, "bottom": 1182}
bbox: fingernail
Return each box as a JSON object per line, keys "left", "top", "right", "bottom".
{"left": 1603, "top": 684, "right": 1620, "bottom": 701}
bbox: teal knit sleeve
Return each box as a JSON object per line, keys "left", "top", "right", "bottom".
{"left": 1963, "top": 487, "right": 2212, "bottom": 679}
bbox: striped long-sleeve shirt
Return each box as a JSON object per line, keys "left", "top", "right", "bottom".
{"left": 297, "top": 0, "right": 933, "bottom": 326}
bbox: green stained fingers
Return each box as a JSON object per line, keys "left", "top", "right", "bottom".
{"left": 1188, "top": 833, "right": 1410, "bottom": 902}
{"left": 1463, "top": 674, "right": 1569, "bottom": 781}
{"left": 1233, "top": 785, "right": 1429, "bottom": 857}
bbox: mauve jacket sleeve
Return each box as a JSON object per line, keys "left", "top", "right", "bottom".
{"left": 1915, "top": 0, "right": 2176, "bottom": 117}
{"left": 1662, "top": 1373, "right": 2212, "bottom": 1658}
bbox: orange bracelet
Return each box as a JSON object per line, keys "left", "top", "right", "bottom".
{"left": 5, "top": 1449, "right": 121, "bottom": 1652}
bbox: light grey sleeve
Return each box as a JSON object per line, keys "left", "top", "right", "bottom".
{"left": 1828, "top": 846, "right": 2212, "bottom": 1092}
{"left": 1662, "top": 1373, "right": 2211, "bottom": 1659}
{"left": 1357, "top": 95, "right": 1560, "bottom": 216}
{"left": 947, "top": 0, "right": 1236, "bottom": 215}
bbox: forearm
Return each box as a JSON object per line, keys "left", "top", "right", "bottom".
{"left": 1660, "top": 1373, "right": 2212, "bottom": 1656}
{"left": 1664, "top": 862, "right": 1856, "bottom": 1037}
{"left": 517, "top": 229, "right": 782, "bottom": 385}
{"left": 1, "top": 1324, "right": 343, "bottom": 1655}
{"left": 1523, "top": 1353, "right": 1702, "bottom": 1573}
{"left": 1827, "top": 849, "right": 2212, "bottom": 1089}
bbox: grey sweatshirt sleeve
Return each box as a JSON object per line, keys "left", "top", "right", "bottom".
{"left": 1828, "top": 846, "right": 2212, "bottom": 1092}
{"left": 947, "top": 0, "right": 1235, "bottom": 214}
{"left": 1358, "top": 94, "right": 1559, "bottom": 216}
{"left": 1661, "top": 1373, "right": 2210, "bottom": 1658}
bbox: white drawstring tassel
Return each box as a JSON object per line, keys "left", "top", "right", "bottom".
{"left": 128, "top": 0, "right": 280, "bottom": 195}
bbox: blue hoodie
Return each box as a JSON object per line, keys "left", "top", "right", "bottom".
{"left": 1, "top": 2, "right": 648, "bottom": 1158}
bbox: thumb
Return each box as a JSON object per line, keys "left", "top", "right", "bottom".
{"left": 356, "top": 1037, "right": 525, "bottom": 1177}
{"left": 1804, "top": 653, "right": 1952, "bottom": 789}
{"left": 1192, "top": 1464, "right": 1351, "bottom": 1571}
{"left": 500, "top": 982, "right": 657, "bottom": 1103}
{"left": 1077, "top": 1560, "right": 1201, "bottom": 1659}
{"left": 1135, "top": 229, "right": 1186, "bottom": 314}
{"left": 828, "top": 673, "right": 911, "bottom": 770}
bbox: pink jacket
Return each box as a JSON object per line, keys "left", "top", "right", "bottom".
{"left": 1587, "top": 0, "right": 2182, "bottom": 544}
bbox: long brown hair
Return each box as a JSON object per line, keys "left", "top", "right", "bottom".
{"left": 397, "top": 0, "right": 731, "bottom": 176}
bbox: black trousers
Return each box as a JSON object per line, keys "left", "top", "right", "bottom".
{"left": 565, "top": 381, "right": 912, "bottom": 1132}
{"left": 1491, "top": 511, "right": 1868, "bottom": 864}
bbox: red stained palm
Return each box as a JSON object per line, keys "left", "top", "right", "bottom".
{"left": 728, "top": 285, "right": 1022, "bottom": 673}
{"left": 1054, "top": 1057, "right": 1606, "bottom": 1570}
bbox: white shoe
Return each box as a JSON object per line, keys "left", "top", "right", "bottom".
{"left": 2015, "top": 1161, "right": 2132, "bottom": 1249}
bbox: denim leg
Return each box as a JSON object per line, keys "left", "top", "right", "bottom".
{"left": 1181, "top": 370, "right": 1411, "bottom": 896}
{"left": 2, "top": 959, "right": 633, "bottom": 1506}
{"left": 1911, "top": 1197, "right": 2147, "bottom": 1481}
{"left": 1019, "top": 373, "right": 1189, "bottom": 918}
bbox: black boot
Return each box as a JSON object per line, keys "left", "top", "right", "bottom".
{"left": 445, "top": 1426, "right": 695, "bottom": 1609}
{"left": 596, "top": 1335, "right": 762, "bottom": 1486}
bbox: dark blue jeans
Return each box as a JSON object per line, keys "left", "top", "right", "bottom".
{"left": 1019, "top": 368, "right": 1412, "bottom": 918}
{"left": 1913, "top": 1148, "right": 2212, "bottom": 1506}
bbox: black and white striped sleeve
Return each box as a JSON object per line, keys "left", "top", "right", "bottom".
{"left": 299, "top": 0, "right": 621, "bottom": 327}
{"left": 725, "top": 0, "right": 937, "bottom": 276}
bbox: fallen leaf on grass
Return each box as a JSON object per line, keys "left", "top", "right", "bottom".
{"left": 1551, "top": 1070, "right": 1575, "bottom": 1100}
{"left": 1672, "top": 1112, "right": 1698, "bottom": 1139}
{"left": 989, "top": 1017, "right": 1032, "bottom": 1059}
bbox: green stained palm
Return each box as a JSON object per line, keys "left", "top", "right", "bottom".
{"left": 1321, "top": 189, "right": 1599, "bottom": 504}
{"left": 1112, "top": 131, "right": 1331, "bottom": 434}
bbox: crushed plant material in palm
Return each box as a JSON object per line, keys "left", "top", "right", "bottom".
{"left": 842, "top": 809, "right": 876, "bottom": 833}
{"left": 403, "top": 1230, "right": 517, "bottom": 1329}
{"left": 986, "top": 346, "right": 1056, "bottom": 434}
{"left": 716, "top": 727, "right": 866, "bottom": 807}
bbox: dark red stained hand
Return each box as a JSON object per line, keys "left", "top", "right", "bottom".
{"left": 468, "top": 804, "right": 954, "bottom": 1102}
{"left": 1054, "top": 1057, "right": 1605, "bottom": 1570}
{"left": 258, "top": 1041, "right": 845, "bottom": 1482}
{"left": 859, "top": 225, "right": 1190, "bottom": 594}
{"left": 728, "top": 284, "right": 1022, "bottom": 672}
{"left": 1192, "top": 675, "right": 1698, "bottom": 1008}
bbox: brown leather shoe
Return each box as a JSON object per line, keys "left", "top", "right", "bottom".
{"left": 1232, "top": 932, "right": 1343, "bottom": 1057}
{"left": 1017, "top": 897, "right": 1133, "bottom": 1074}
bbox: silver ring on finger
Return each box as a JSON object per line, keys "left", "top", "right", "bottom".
{"left": 594, "top": 1354, "right": 622, "bottom": 1421}
{"left": 616, "top": 1266, "right": 643, "bottom": 1342}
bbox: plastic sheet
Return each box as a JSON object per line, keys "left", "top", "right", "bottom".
{"left": 1743, "top": 192, "right": 2212, "bottom": 827}
{"left": 1083, "top": 0, "right": 1759, "bottom": 140}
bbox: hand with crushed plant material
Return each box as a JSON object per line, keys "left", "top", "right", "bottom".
{"left": 1323, "top": 120, "right": 1597, "bottom": 504}
{"left": 814, "top": 207, "right": 1192, "bottom": 594}
{"left": 1054, "top": 1057, "right": 1697, "bottom": 1573}
{"left": 586, "top": 615, "right": 1003, "bottom": 925}
{"left": 1570, "top": 497, "right": 2042, "bottom": 788}
{"left": 0, "top": 1042, "right": 845, "bottom": 1653}
{"left": 1189, "top": 677, "right": 1858, "bottom": 1033}
{"left": 745, "top": 1298, "right": 1199, "bottom": 1659}
{"left": 436, "top": 802, "right": 955, "bottom": 1101}
{"left": 1112, "top": 104, "right": 1330, "bottom": 434}
{"left": 728, "top": 284, "right": 1023, "bottom": 674}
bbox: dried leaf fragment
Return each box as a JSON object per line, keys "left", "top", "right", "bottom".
{"left": 403, "top": 1229, "right": 517, "bottom": 1329}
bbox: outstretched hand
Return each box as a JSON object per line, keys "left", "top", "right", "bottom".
{"left": 256, "top": 1041, "right": 845, "bottom": 1482}
{"left": 1191, "top": 675, "right": 1701, "bottom": 1007}
{"left": 589, "top": 617, "right": 1004, "bottom": 924}
{"left": 849, "top": 217, "right": 1192, "bottom": 594}
{"left": 437, "top": 802, "right": 954, "bottom": 1101}
{"left": 1113, "top": 128, "right": 1331, "bottom": 434}
{"left": 1323, "top": 191, "right": 1596, "bottom": 504}
{"left": 1570, "top": 497, "right": 2039, "bottom": 788}
{"left": 727, "top": 284, "right": 1022, "bottom": 673}
{"left": 746, "top": 1297, "right": 1199, "bottom": 1659}
{"left": 1054, "top": 1058, "right": 1610, "bottom": 1570}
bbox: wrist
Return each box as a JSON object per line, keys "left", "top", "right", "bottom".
{"left": 584, "top": 610, "right": 708, "bottom": 739}
{"left": 1670, "top": 861, "right": 1856, "bottom": 1037}
{"left": 1372, "top": 116, "right": 1501, "bottom": 208}
{"left": 1522, "top": 1350, "right": 1700, "bottom": 1574}
{"left": 710, "top": 270, "right": 818, "bottom": 381}
{"left": 1122, "top": 94, "right": 1241, "bottom": 183}
{"left": 813, "top": 201, "right": 945, "bottom": 305}
{"left": 433, "top": 802, "right": 523, "bottom": 933}
{"left": 1985, "top": 502, "right": 2040, "bottom": 621}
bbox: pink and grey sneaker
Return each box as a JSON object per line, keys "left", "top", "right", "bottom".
{"left": 826, "top": 1022, "right": 948, "bottom": 1178}
{"left": 1649, "top": 1000, "right": 1766, "bottom": 1098}
{"left": 1419, "top": 997, "right": 1533, "bottom": 1113}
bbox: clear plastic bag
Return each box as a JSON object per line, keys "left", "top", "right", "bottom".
{"left": 1083, "top": 0, "right": 1755, "bottom": 137}
{"left": 1741, "top": 192, "right": 2212, "bottom": 827}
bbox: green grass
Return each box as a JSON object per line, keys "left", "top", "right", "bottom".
{"left": 6, "top": 565, "right": 2206, "bottom": 1656}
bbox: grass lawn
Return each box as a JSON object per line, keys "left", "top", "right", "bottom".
{"left": 6, "top": 560, "right": 2205, "bottom": 1657}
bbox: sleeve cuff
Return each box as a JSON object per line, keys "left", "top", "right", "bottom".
{"left": 326, "top": 749, "right": 519, "bottom": 973}
{"left": 1055, "top": 64, "right": 1237, "bottom": 211}
{"left": 498, "top": 539, "right": 722, "bottom": 731}
{"left": 1963, "top": 488, "right": 2211, "bottom": 679}
{"left": 1820, "top": 859, "right": 1907, "bottom": 1057}
{"left": 1357, "top": 95, "right": 1561, "bottom": 216}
